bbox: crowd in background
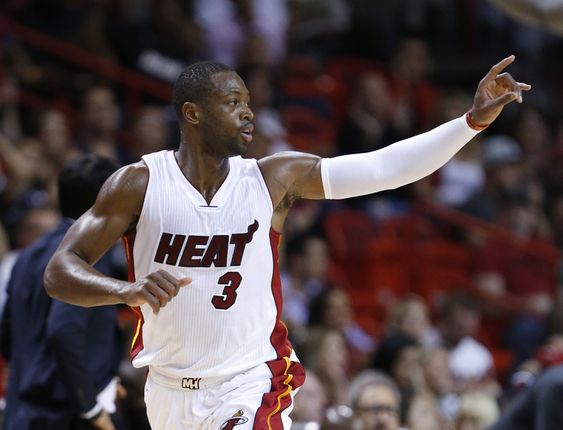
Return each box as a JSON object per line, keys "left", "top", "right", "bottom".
{"left": 1, "top": 0, "right": 563, "bottom": 429}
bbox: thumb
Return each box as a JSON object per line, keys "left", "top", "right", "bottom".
{"left": 489, "top": 92, "right": 519, "bottom": 109}
{"left": 179, "top": 277, "right": 192, "bottom": 287}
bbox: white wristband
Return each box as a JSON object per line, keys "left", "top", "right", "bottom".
{"left": 321, "top": 115, "right": 481, "bottom": 199}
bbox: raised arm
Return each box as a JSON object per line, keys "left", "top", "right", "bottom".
{"left": 44, "top": 162, "right": 190, "bottom": 313}
{"left": 259, "top": 55, "right": 530, "bottom": 230}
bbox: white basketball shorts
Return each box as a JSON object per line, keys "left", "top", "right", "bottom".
{"left": 144, "top": 358, "right": 305, "bottom": 429}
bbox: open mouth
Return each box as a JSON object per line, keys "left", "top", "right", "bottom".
{"left": 240, "top": 125, "right": 254, "bottom": 142}
{"left": 241, "top": 130, "right": 253, "bottom": 143}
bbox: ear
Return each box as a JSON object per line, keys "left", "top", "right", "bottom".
{"left": 182, "top": 102, "right": 200, "bottom": 125}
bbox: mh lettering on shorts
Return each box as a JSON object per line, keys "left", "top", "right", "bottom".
{"left": 181, "top": 377, "right": 202, "bottom": 390}
{"left": 154, "top": 220, "right": 259, "bottom": 267}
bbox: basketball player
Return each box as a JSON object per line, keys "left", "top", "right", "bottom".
{"left": 44, "top": 55, "right": 529, "bottom": 429}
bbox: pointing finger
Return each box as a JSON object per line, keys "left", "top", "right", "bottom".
{"left": 482, "top": 55, "right": 515, "bottom": 83}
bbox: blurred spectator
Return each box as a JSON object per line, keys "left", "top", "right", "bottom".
{"left": 309, "top": 287, "right": 376, "bottom": 371}
{"left": 420, "top": 346, "right": 459, "bottom": 422}
{"left": 78, "top": 85, "right": 122, "bottom": 162}
{"left": 282, "top": 235, "right": 330, "bottom": 342}
{"left": 38, "top": 109, "right": 80, "bottom": 171}
{"left": 384, "top": 294, "right": 440, "bottom": 347}
{"left": 125, "top": 105, "right": 170, "bottom": 162}
{"left": 291, "top": 368, "right": 327, "bottom": 425}
{"left": 194, "top": 0, "right": 289, "bottom": 67}
{"left": 0, "top": 206, "right": 60, "bottom": 318}
{"left": 455, "top": 392, "right": 500, "bottom": 430}
{"left": 127, "top": 0, "right": 203, "bottom": 83}
{"left": 406, "top": 392, "right": 443, "bottom": 430}
{"left": 514, "top": 107, "right": 552, "bottom": 176}
{"left": 0, "top": 75, "right": 22, "bottom": 143}
{"left": 287, "top": 0, "right": 351, "bottom": 58}
{"left": 299, "top": 327, "right": 349, "bottom": 406}
{"left": 337, "top": 71, "right": 407, "bottom": 156}
{"left": 0, "top": 154, "right": 123, "bottom": 430}
{"left": 492, "top": 364, "right": 563, "bottom": 429}
{"left": 371, "top": 333, "right": 422, "bottom": 420}
{"left": 348, "top": 370, "right": 402, "bottom": 430}
{"left": 462, "top": 134, "right": 527, "bottom": 222}
{"left": 389, "top": 37, "right": 441, "bottom": 131}
{"left": 474, "top": 195, "right": 556, "bottom": 364}
{"left": 437, "top": 294, "right": 497, "bottom": 394}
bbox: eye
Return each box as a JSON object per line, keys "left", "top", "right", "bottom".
{"left": 228, "top": 99, "right": 238, "bottom": 106}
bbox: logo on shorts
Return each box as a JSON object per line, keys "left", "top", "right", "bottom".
{"left": 181, "top": 377, "right": 201, "bottom": 390}
{"left": 220, "top": 410, "right": 248, "bottom": 429}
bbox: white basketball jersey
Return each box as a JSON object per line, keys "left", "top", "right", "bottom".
{"left": 123, "top": 150, "right": 293, "bottom": 379}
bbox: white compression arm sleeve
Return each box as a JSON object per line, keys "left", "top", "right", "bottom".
{"left": 321, "top": 114, "right": 481, "bottom": 199}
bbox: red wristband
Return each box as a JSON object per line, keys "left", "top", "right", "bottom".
{"left": 466, "top": 111, "right": 489, "bottom": 131}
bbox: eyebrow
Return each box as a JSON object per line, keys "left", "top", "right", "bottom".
{"left": 221, "top": 88, "right": 249, "bottom": 97}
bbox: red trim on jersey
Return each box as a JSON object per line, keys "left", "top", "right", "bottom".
{"left": 253, "top": 230, "right": 306, "bottom": 429}
{"left": 122, "top": 231, "right": 145, "bottom": 359}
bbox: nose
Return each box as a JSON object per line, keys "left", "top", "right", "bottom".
{"left": 241, "top": 105, "right": 254, "bottom": 123}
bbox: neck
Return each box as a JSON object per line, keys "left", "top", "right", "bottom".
{"left": 175, "top": 139, "right": 230, "bottom": 205}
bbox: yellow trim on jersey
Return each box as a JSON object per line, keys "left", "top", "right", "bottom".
{"left": 130, "top": 309, "right": 143, "bottom": 353}
{"left": 267, "top": 356, "right": 294, "bottom": 429}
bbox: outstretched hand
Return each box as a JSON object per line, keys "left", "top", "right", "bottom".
{"left": 469, "top": 55, "right": 531, "bottom": 127}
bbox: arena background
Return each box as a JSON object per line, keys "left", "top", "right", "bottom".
{"left": 1, "top": 1, "right": 563, "bottom": 429}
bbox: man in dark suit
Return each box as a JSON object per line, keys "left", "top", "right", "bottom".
{"left": 0, "top": 154, "right": 123, "bottom": 430}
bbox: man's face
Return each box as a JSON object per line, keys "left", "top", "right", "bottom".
{"left": 199, "top": 71, "right": 254, "bottom": 157}
{"left": 355, "top": 385, "right": 401, "bottom": 430}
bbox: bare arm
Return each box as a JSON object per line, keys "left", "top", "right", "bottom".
{"left": 44, "top": 162, "right": 190, "bottom": 313}
{"left": 259, "top": 56, "right": 530, "bottom": 231}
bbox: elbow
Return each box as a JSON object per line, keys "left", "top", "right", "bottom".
{"left": 44, "top": 256, "right": 62, "bottom": 299}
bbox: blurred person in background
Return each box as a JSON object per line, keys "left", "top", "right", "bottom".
{"left": 437, "top": 294, "right": 498, "bottom": 395}
{"left": 0, "top": 154, "right": 124, "bottom": 430}
{"left": 371, "top": 333, "right": 422, "bottom": 421}
{"left": 348, "top": 370, "right": 402, "bottom": 430}
{"left": 37, "top": 109, "right": 80, "bottom": 172}
{"left": 337, "top": 71, "right": 409, "bottom": 157}
{"left": 125, "top": 105, "right": 170, "bottom": 163}
{"left": 474, "top": 192, "right": 556, "bottom": 364}
{"left": 388, "top": 37, "right": 441, "bottom": 131}
{"left": 420, "top": 346, "right": 459, "bottom": 423}
{"left": 514, "top": 107, "right": 552, "bottom": 177}
{"left": 384, "top": 294, "right": 439, "bottom": 347}
{"left": 405, "top": 392, "right": 444, "bottom": 430}
{"left": 455, "top": 392, "right": 499, "bottom": 430}
{"left": 0, "top": 75, "right": 22, "bottom": 144}
{"left": 309, "top": 287, "right": 376, "bottom": 372}
{"left": 299, "top": 327, "right": 350, "bottom": 407}
{"left": 194, "top": 0, "right": 289, "bottom": 67}
{"left": 282, "top": 234, "right": 331, "bottom": 344}
{"left": 490, "top": 334, "right": 563, "bottom": 430}
{"left": 290, "top": 368, "right": 327, "bottom": 426}
{"left": 287, "top": 0, "right": 351, "bottom": 58}
{"left": 78, "top": 85, "right": 122, "bottom": 162}
{"left": 462, "top": 134, "right": 527, "bottom": 222}
{"left": 0, "top": 206, "right": 60, "bottom": 316}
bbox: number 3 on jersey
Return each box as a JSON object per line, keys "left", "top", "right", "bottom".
{"left": 212, "top": 272, "right": 242, "bottom": 310}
